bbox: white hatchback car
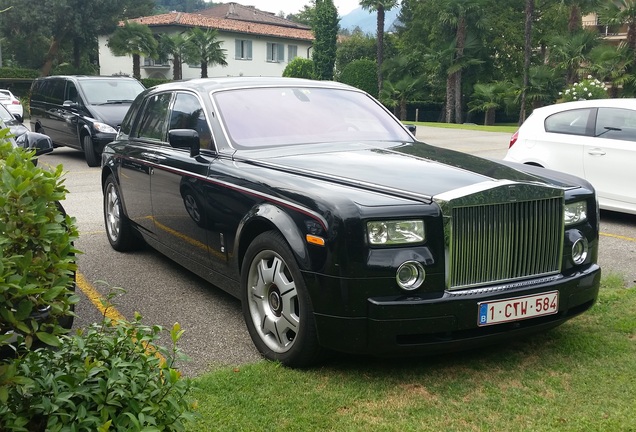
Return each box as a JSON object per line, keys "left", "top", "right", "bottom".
{"left": 505, "top": 98, "right": 636, "bottom": 215}
{"left": 0, "top": 89, "right": 24, "bottom": 118}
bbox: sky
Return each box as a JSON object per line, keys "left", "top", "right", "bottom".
{"left": 232, "top": 1, "right": 362, "bottom": 16}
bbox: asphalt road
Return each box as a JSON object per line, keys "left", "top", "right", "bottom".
{"left": 35, "top": 125, "right": 636, "bottom": 377}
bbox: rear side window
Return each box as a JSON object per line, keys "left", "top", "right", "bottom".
{"left": 595, "top": 107, "right": 636, "bottom": 141}
{"left": 169, "top": 92, "right": 214, "bottom": 150}
{"left": 136, "top": 93, "right": 172, "bottom": 141}
{"left": 545, "top": 108, "right": 594, "bottom": 136}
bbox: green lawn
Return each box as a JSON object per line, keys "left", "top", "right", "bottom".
{"left": 186, "top": 275, "right": 636, "bottom": 431}
{"left": 406, "top": 121, "right": 519, "bottom": 134}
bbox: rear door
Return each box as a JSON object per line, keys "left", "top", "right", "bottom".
{"left": 149, "top": 91, "right": 214, "bottom": 268}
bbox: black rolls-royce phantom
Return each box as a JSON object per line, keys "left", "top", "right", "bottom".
{"left": 101, "top": 77, "right": 600, "bottom": 366}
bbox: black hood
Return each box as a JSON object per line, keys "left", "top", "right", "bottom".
{"left": 88, "top": 104, "right": 132, "bottom": 128}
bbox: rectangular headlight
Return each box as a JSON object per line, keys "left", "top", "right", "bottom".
{"left": 367, "top": 220, "right": 425, "bottom": 245}
{"left": 564, "top": 201, "right": 587, "bottom": 226}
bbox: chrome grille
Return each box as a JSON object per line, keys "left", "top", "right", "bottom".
{"left": 447, "top": 196, "right": 563, "bottom": 290}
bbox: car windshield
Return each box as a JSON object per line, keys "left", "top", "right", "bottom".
{"left": 213, "top": 87, "right": 413, "bottom": 148}
{"left": 0, "top": 104, "right": 14, "bottom": 122}
{"left": 79, "top": 79, "right": 145, "bottom": 105}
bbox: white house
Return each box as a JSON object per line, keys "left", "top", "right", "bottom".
{"left": 98, "top": 3, "right": 314, "bottom": 79}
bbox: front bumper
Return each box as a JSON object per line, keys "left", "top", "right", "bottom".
{"left": 312, "top": 264, "right": 600, "bottom": 356}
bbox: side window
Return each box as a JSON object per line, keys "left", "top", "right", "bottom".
{"left": 169, "top": 92, "right": 214, "bottom": 150}
{"left": 49, "top": 79, "right": 65, "bottom": 105}
{"left": 544, "top": 108, "right": 594, "bottom": 136}
{"left": 136, "top": 93, "right": 173, "bottom": 141}
{"left": 595, "top": 108, "right": 636, "bottom": 141}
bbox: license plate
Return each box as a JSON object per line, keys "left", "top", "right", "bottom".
{"left": 478, "top": 291, "right": 559, "bottom": 326}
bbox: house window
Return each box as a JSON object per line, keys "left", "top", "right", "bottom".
{"left": 288, "top": 45, "right": 298, "bottom": 62}
{"left": 235, "top": 39, "right": 253, "bottom": 60}
{"left": 266, "top": 43, "right": 285, "bottom": 63}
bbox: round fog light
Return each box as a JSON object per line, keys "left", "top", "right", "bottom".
{"left": 396, "top": 261, "right": 426, "bottom": 291}
{"left": 571, "top": 237, "right": 589, "bottom": 265}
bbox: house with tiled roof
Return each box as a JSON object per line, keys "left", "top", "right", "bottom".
{"left": 97, "top": 2, "right": 314, "bottom": 79}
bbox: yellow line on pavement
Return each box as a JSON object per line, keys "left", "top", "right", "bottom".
{"left": 76, "top": 272, "right": 125, "bottom": 322}
{"left": 76, "top": 271, "right": 166, "bottom": 365}
{"left": 600, "top": 232, "right": 636, "bottom": 242}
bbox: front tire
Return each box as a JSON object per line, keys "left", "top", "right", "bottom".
{"left": 83, "top": 134, "right": 99, "bottom": 167}
{"left": 241, "top": 231, "right": 321, "bottom": 367}
{"left": 103, "top": 174, "right": 137, "bottom": 251}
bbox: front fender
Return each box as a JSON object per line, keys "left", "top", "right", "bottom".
{"left": 236, "top": 203, "right": 312, "bottom": 273}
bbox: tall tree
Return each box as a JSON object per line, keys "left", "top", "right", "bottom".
{"left": 312, "top": 0, "right": 339, "bottom": 80}
{"left": 107, "top": 21, "right": 158, "bottom": 80}
{"left": 184, "top": 28, "right": 227, "bottom": 78}
{"left": 438, "top": 0, "right": 485, "bottom": 124}
{"left": 519, "top": 0, "right": 534, "bottom": 125}
{"left": 359, "top": 0, "right": 399, "bottom": 95}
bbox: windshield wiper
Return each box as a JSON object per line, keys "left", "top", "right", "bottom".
{"left": 97, "top": 99, "right": 135, "bottom": 105}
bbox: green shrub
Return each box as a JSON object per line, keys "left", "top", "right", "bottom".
{"left": 0, "top": 68, "right": 39, "bottom": 79}
{"left": 0, "top": 138, "right": 79, "bottom": 353}
{"left": 282, "top": 58, "right": 315, "bottom": 79}
{"left": 0, "top": 314, "right": 197, "bottom": 431}
{"left": 338, "top": 59, "right": 378, "bottom": 97}
{"left": 141, "top": 78, "right": 171, "bottom": 89}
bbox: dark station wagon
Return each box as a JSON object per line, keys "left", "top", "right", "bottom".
{"left": 101, "top": 77, "right": 600, "bottom": 366}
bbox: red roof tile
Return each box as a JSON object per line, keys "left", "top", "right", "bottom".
{"left": 128, "top": 12, "right": 314, "bottom": 42}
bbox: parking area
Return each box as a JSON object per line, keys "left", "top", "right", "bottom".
{"left": 36, "top": 125, "right": 636, "bottom": 376}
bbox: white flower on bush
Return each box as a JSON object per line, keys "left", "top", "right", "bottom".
{"left": 561, "top": 76, "right": 608, "bottom": 102}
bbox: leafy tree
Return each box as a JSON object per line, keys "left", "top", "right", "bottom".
{"left": 283, "top": 57, "right": 315, "bottom": 79}
{"left": 287, "top": 1, "right": 316, "bottom": 25}
{"left": 184, "top": 27, "right": 227, "bottom": 78}
{"left": 312, "top": 0, "right": 339, "bottom": 80}
{"left": 107, "top": 21, "right": 158, "bottom": 80}
{"left": 0, "top": 0, "right": 154, "bottom": 74}
{"left": 155, "top": 0, "right": 211, "bottom": 13}
{"left": 359, "top": 0, "right": 399, "bottom": 94}
{"left": 335, "top": 29, "right": 377, "bottom": 77}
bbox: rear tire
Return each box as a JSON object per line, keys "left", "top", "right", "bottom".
{"left": 241, "top": 231, "right": 322, "bottom": 367}
{"left": 83, "top": 134, "right": 99, "bottom": 167}
{"left": 103, "top": 174, "right": 137, "bottom": 251}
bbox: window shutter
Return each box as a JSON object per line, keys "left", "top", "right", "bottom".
{"left": 235, "top": 40, "right": 241, "bottom": 59}
{"left": 247, "top": 40, "right": 252, "bottom": 60}
{"left": 266, "top": 43, "right": 273, "bottom": 61}
{"left": 277, "top": 44, "right": 284, "bottom": 62}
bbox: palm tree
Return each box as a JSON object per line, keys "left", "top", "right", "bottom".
{"left": 519, "top": 0, "right": 534, "bottom": 125}
{"left": 380, "top": 76, "right": 426, "bottom": 120}
{"left": 157, "top": 33, "right": 189, "bottom": 80}
{"left": 548, "top": 30, "right": 599, "bottom": 85}
{"left": 184, "top": 28, "right": 228, "bottom": 78}
{"left": 437, "top": 0, "right": 484, "bottom": 124}
{"left": 107, "top": 22, "right": 158, "bottom": 80}
{"left": 359, "top": 0, "right": 399, "bottom": 94}
{"left": 601, "top": 0, "right": 636, "bottom": 53}
{"left": 586, "top": 43, "right": 635, "bottom": 97}
{"left": 468, "top": 82, "right": 512, "bottom": 126}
